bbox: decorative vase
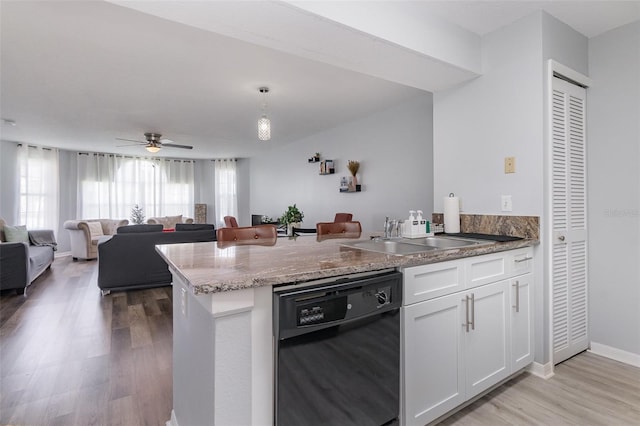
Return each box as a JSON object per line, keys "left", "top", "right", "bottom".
{"left": 349, "top": 175, "right": 358, "bottom": 191}
{"left": 287, "top": 222, "right": 301, "bottom": 236}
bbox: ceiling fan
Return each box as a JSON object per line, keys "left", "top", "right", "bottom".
{"left": 116, "top": 132, "right": 193, "bottom": 153}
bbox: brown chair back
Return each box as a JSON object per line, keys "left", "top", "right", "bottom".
{"left": 333, "top": 213, "right": 353, "bottom": 222}
{"left": 316, "top": 221, "right": 362, "bottom": 241}
{"left": 223, "top": 216, "right": 239, "bottom": 228}
{"left": 216, "top": 224, "right": 277, "bottom": 248}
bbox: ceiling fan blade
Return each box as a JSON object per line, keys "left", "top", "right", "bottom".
{"left": 116, "top": 137, "right": 145, "bottom": 144}
{"left": 116, "top": 143, "right": 147, "bottom": 147}
{"left": 162, "top": 143, "right": 193, "bottom": 150}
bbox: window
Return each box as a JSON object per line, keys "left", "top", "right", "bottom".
{"left": 77, "top": 153, "right": 194, "bottom": 220}
{"left": 214, "top": 159, "right": 238, "bottom": 228}
{"left": 17, "top": 145, "right": 59, "bottom": 232}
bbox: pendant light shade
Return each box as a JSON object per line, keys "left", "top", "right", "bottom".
{"left": 258, "top": 87, "right": 271, "bottom": 141}
{"left": 258, "top": 115, "right": 271, "bottom": 141}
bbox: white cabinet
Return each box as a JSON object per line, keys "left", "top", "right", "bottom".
{"left": 510, "top": 273, "right": 534, "bottom": 370}
{"left": 401, "top": 248, "right": 533, "bottom": 426}
{"left": 403, "top": 293, "right": 465, "bottom": 426}
{"left": 464, "top": 280, "right": 510, "bottom": 398}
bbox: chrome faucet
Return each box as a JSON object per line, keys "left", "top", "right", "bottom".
{"left": 384, "top": 216, "right": 391, "bottom": 239}
{"left": 384, "top": 217, "right": 399, "bottom": 239}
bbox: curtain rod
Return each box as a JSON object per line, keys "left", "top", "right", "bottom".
{"left": 77, "top": 152, "right": 194, "bottom": 162}
{"left": 17, "top": 143, "right": 53, "bottom": 151}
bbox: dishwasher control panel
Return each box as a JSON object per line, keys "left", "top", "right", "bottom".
{"left": 273, "top": 270, "right": 402, "bottom": 338}
{"left": 295, "top": 285, "right": 394, "bottom": 326}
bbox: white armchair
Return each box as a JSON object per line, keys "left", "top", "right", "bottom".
{"left": 63, "top": 219, "right": 128, "bottom": 260}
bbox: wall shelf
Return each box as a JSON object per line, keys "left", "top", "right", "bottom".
{"left": 340, "top": 185, "right": 362, "bottom": 193}
{"left": 319, "top": 160, "right": 334, "bottom": 175}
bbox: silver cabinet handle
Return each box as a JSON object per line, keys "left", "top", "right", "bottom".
{"left": 470, "top": 293, "right": 475, "bottom": 330}
{"left": 514, "top": 256, "right": 533, "bottom": 263}
{"left": 462, "top": 295, "right": 471, "bottom": 332}
{"left": 512, "top": 281, "right": 520, "bottom": 312}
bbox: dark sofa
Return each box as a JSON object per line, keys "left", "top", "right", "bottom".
{"left": 0, "top": 218, "right": 56, "bottom": 295}
{"left": 97, "top": 224, "right": 216, "bottom": 294}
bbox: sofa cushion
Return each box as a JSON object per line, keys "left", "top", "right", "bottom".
{"left": 117, "top": 224, "right": 163, "bottom": 234}
{"left": 28, "top": 245, "right": 55, "bottom": 282}
{"left": 4, "top": 225, "right": 29, "bottom": 243}
{"left": 87, "top": 221, "right": 104, "bottom": 237}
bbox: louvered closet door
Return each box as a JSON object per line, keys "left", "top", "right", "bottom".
{"left": 551, "top": 76, "right": 588, "bottom": 364}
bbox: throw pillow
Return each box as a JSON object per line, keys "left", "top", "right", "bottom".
{"left": 4, "top": 225, "right": 29, "bottom": 243}
{"left": 87, "top": 221, "right": 104, "bottom": 237}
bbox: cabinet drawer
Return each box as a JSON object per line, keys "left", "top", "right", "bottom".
{"left": 465, "top": 253, "right": 508, "bottom": 289}
{"left": 402, "top": 262, "right": 465, "bottom": 305}
{"left": 508, "top": 248, "right": 534, "bottom": 276}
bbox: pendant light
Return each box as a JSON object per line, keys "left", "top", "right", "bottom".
{"left": 258, "top": 87, "right": 271, "bottom": 141}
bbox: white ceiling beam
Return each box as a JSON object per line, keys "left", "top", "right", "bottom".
{"left": 107, "top": 0, "right": 482, "bottom": 92}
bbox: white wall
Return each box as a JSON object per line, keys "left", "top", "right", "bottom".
{"left": 249, "top": 94, "right": 433, "bottom": 232}
{"left": 0, "top": 141, "right": 19, "bottom": 224}
{"left": 587, "top": 21, "right": 640, "bottom": 357}
{"left": 434, "top": 13, "right": 544, "bottom": 216}
{"left": 433, "top": 11, "right": 590, "bottom": 365}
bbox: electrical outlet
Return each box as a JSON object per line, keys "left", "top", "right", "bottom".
{"left": 504, "top": 157, "right": 516, "bottom": 174}
{"left": 181, "top": 287, "right": 188, "bottom": 317}
{"left": 502, "top": 195, "right": 513, "bottom": 212}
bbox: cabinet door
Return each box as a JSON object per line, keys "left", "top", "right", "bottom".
{"left": 511, "top": 274, "right": 534, "bottom": 371}
{"left": 464, "top": 280, "right": 511, "bottom": 399}
{"left": 402, "top": 293, "right": 465, "bottom": 426}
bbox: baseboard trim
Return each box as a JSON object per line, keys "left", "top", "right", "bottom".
{"left": 55, "top": 251, "right": 71, "bottom": 258}
{"left": 527, "top": 361, "right": 554, "bottom": 379}
{"left": 165, "top": 410, "right": 178, "bottom": 426}
{"left": 589, "top": 342, "right": 640, "bottom": 368}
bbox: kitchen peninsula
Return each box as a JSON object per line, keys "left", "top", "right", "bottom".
{"left": 157, "top": 234, "right": 537, "bottom": 426}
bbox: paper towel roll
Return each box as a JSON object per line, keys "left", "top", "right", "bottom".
{"left": 444, "top": 195, "right": 460, "bottom": 233}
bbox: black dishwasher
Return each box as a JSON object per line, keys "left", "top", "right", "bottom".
{"left": 273, "top": 270, "right": 402, "bottom": 426}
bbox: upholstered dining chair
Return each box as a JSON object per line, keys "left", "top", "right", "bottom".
{"left": 316, "top": 221, "right": 362, "bottom": 241}
{"left": 216, "top": 224, "right": 277, "bottom": 248}
{"left": 223, "top": 216, "right": 239, "bottom": 228}
{"left": 333, "top": 213, "right": 353, "bottom": 222}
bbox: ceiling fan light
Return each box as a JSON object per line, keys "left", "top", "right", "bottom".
{"left": 146, "top": 145, "right": 161, "bottom": 153}
{"left": 258, "top": 115, "right": 271, "bottom": 141}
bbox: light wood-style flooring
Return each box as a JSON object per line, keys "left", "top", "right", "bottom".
{"left": 1, "top": 256, "right": 639, "bottom": 425}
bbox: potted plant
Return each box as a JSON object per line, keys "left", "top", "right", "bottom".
{"left": 131, "top": 204, "right": 145, "bottom": 224}
{"left": 280, "top": 204, "right": 304, "bottom": 236}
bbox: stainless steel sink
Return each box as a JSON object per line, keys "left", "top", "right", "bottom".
{"left": 341, "top": 239, "right": 439, "bottom": 256}
{"left": 341, "top": 236, "right": 491, "bottom": 256}
{"left": 406, "top": 236, "right": 488, "bottom": 249}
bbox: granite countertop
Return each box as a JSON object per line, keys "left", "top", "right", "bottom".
{"left": 156, "top": 235, "right": 538, "bottom": 295}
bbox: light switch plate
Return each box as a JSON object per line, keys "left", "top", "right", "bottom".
{"left": 505, "top": 157, "right": 515, "bottom": 174}
{"left": 502, "top": 195, "right": 513, "bottom": 212}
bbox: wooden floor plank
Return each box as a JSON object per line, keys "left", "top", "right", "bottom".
{"left": 2, "top": 255, "right": 639, "bottom": 425}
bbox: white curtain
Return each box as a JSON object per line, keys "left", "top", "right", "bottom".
{"left": 17, "top": 144, "right": 59, "bottom": 232}
{"left": 77, "top": 153, "right": 194, "bottom": 221}
{"left": 214, "top": 159, "right": 238, "bottom": 228}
